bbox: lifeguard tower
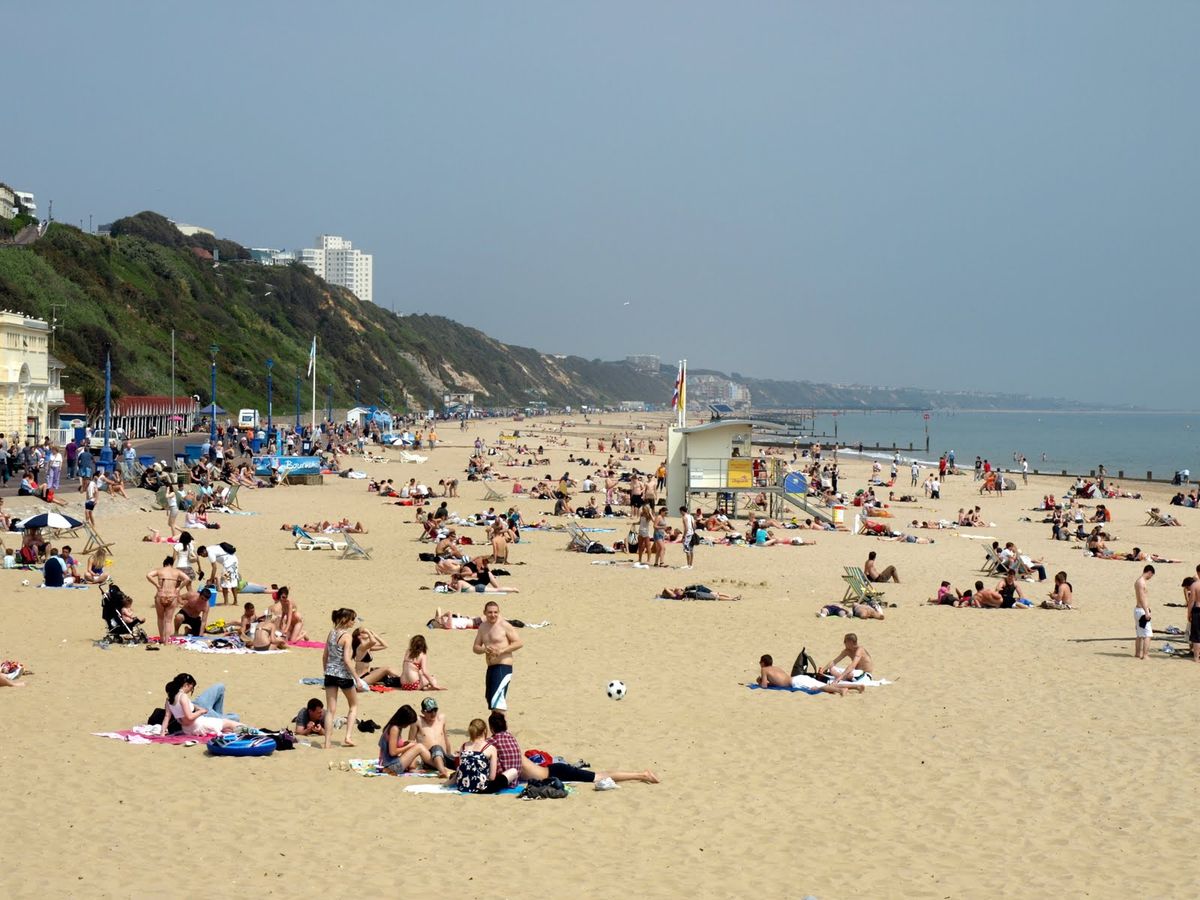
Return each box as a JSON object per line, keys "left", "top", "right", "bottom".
{"left": 665, "top": 417, "right": 834, "bottom": 524}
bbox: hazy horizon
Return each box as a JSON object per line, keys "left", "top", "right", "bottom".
{"left": 8, "top": 3, "right": 1197, "bottom": 407}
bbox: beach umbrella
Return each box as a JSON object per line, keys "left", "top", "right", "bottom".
{"left": 15, "top": 512, "right": 84, "bottom": 530}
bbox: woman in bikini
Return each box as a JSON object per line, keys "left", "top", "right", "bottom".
{"left": 146, "top": 556, "right": 190, "bottom": 643}
{"left": 351, "top": 627, "right": 405, "bottom": 687}
{"left": 401, "top": 634, "right": 443, "bottom": 691}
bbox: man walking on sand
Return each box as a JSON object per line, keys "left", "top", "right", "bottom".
{"left": 1134, "top": 565, "right": 1155, "bottom": 660}
{"left": 473, "top": 600, "right": 523, "bottom": 710}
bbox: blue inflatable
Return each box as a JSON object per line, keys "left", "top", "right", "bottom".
{"left": 208, "top": 734, "right": 276, "bottom": 757}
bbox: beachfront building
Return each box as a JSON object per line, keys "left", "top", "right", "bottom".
{"left": 13, "top": 190, "right": 36, "bottom": 221}
{"left": 249, "top": 247, "right": 299, "bottom": 266}
{"left": 0, "top": 311, "right": 63, "bottom": 441}
{"left": 625, "top": 354, "right": 661, "bottom": 373}
{"left": 298, "top": 234, "right": 374, "bottom": 303}
{"left": 173, "top": 222, "right": 214, "bottom": 238}
{"left": 0, "top": 184, "right": 15, "bottom": 220}
{"left": 103, "top": 395, "right": 199, "bottom": 440}
{"left": 688, "top": 374, "right": 752, "bottom": 410}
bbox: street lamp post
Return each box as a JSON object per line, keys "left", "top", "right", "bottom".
{"left": 295, "top": 375, "right": 301, "bottom": 429}
{"left": 266, "top": 357, "right": 274, "bottom": 440}
{"left": 99, "top": 344, "right": 113, "bottom": 474}
{"left": 326, "top": 384, "right": 333, "bottom": 423}
{"left": 209, "top": 343, "right": 219, "bottom": 447}
{"left": 355, "top": 379, "right": 361, "bottom": 408}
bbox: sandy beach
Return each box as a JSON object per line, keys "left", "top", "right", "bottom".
{"left": 2, "top": 412, "right": 1197, "bottom": 899}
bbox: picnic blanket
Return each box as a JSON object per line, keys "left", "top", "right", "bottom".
{"left": 344, "top": 758, "right": 441, "bottom": 778}
{"left": 94, "top": 728, "right": 214, "bottom": 745}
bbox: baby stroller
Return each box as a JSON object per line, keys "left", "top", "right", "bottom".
{"left": 100, "top": 583, "right": 147, "bottom": 644}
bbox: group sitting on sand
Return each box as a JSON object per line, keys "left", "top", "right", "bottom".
{"left": 346, "top": 700, "right": 660, "bottom": 792}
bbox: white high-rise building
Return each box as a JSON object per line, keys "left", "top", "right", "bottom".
{"left": 298, "top": 234, "right": 373, "bottom": 303}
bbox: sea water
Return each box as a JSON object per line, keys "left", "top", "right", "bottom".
{"left": 800, "top": 410, "right": 1200, "bottom": 480}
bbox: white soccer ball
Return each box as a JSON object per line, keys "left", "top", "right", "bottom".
{"left": 607, "top": 680, "right": 627, "bottom": 700}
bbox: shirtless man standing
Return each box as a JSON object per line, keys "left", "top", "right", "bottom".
{"left": 1133, "top": 565, "right": 1154, "bottom": 660}
{"left": 1183, "top": 573, "right": 1200, "bottom": 663}
{"left": 146, "top": 556, "right": 190, "bottom": 643}
{"left": 820, "top": 633, "right": 875, "bottom": 685}
{"left": 472, "top": 600, "right": 523, "bottom": 710}
{"left": 407, "top": 697, "right": 453, "bottom": 777}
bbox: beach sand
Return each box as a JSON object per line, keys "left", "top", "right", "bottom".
{"left": 2, "top": 413, "right": 1197, "bottom": 899}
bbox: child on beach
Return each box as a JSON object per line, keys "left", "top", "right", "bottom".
{"left": 402, "top": 635, "right": 443, "bottom": 690}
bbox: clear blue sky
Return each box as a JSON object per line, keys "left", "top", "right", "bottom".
{"left": 8, "top": 2, "right": 1198, "bottom": 406}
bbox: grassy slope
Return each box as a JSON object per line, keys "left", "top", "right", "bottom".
{"left": 0, "top": 223, "right": 671, "bottom": 411}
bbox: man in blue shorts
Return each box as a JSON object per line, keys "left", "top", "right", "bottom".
{"left": 472, "top": 600, "right": 523, "bottom": 710}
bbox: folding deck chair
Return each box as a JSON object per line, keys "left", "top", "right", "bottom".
{"left": 841, "top": 566, "right": 886, "bottom": 604}
{"left": 292, "top": 526, "right": 347, "bottom": 552}
{"left": 339, "top": 531, "right": 374, "bottom": 560}
{"left": 980, "top": 545, "right": 1003, "bottom": 575}
{"left": 564, "top": 521, "right": 593, "bottom": 552}
{"left": 82, "top": 524, "right": 117, "bottom": 556}
{"left": 482, "top": 483, "right": 507, "bottom": 502}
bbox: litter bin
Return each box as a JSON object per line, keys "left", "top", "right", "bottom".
{"left": 832, "top": 504, "right": 846, "bottom": 525}
{"left": 251, "top": 438, "right": 263, "bottom": 453}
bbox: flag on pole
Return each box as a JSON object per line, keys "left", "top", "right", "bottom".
{"left": 306, "top": 336, "right": 316, "bottom": 376}
{"left": 671, "top": 362, "right": 682, "bottom": 410}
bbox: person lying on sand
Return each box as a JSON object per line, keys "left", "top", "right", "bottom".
{"left": 1118, "top": 547, "right": 1180, "bottom": 563}
{"left": 658, "top": 585, "right": 740, "bottom": 601}
{"left": 878, "top": 532, "right": 935, "bottom": 544}
{"left": 426, "top": 608, "right": 530, "bottom": 630}
{"left": 756, "top": 653, "right": 865, "bottom": 695}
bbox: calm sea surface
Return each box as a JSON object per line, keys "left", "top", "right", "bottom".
{"left": 795, "top": 411, "right": 1200, "bottom": 480}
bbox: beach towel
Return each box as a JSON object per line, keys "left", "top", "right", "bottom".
{"left": 287, "top": 640, "right": 326, "bottom": 649}
{"left": 746, "top": 683, "right": 825, "bottom": 696}
{"left": 178, "top": 636, "right": 286, "bottom": 655}
{"left": 403, "top": 783, "right": 523, "bottom": 795}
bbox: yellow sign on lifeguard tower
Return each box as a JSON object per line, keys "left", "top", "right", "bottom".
{"left": 727, "top": 458, "right": 753, "bottom": 488}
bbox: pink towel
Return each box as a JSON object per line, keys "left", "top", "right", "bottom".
{"left": 288, "top": 640, "right": 326, "bottom": 649}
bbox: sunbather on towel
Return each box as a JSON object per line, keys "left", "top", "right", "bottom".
{"left": 818, "top": 633, "right": 876, "bottom": 686}
{"left": 756, "top": 653, "right": 864, "bottom": 695}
